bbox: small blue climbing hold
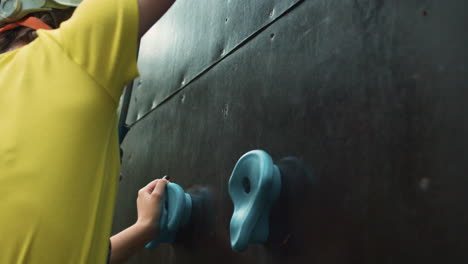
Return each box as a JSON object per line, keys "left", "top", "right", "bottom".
{"left": 145, "top": 183, "right": 192, "bottom": 249}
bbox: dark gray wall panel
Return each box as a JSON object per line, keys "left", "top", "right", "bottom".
{"left": 127, "top": 0, "right": 301, "bottom": 124}
{"left": 113, "top": 0, "right": 468, "bottom": 263}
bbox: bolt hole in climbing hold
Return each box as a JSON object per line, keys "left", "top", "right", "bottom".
{"left": 422, "top": 10, "right": 428, "bottom": 16}
{"left": 270, "top": 33, "right": 275, "bottom": 39}
{"left": 225, "top": 17, "right": 229, "bottom": 22}
{"left": 242, "top": 177, "right": 251, "bottom": 194}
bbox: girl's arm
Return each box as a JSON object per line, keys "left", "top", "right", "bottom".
{"left": 110, "top": 178, "right": 169, "bottom": 264}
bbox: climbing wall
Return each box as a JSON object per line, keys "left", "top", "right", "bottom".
{"left": 112, "top": 0, "right": 468, "bottom": 263}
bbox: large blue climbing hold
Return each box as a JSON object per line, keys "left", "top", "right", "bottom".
{"left": 228, "top": 150, "right": 282, "bottom": 252}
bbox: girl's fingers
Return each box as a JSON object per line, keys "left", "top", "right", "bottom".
{"left": 151, "top": 179, "right": 169, "bottom": 198}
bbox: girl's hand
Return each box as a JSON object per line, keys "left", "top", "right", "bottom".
{"left": 110, "top": 177, "right": 169, "bottom": 264}
{"left": 135, "top": 178, "right": 169, "bottom": 239}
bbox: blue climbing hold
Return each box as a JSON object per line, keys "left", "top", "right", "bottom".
{"left": 145, "top": 183, "right": 192, "bottom": 249}
{"left": 228, "top": 150, "right": 282, "bottom": 252}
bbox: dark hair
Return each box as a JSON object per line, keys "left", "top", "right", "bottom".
{"left": 0, "top": 8, "right": 75, "bottom": 54}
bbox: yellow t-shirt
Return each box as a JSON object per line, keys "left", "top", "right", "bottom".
{"left": 0, "top": 0, "right": 139, "bottom": 262}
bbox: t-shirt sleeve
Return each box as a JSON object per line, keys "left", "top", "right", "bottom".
{"left": 47, "top": 0, "right": 140, "bottom": 103}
